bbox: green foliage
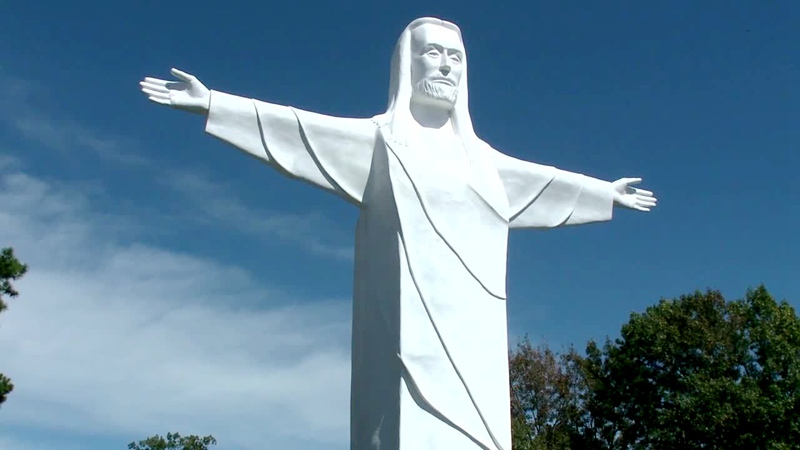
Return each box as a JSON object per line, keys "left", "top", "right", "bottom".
{"left": 0, "top": 246, "right": 27, "bottom": 407}
{"left": 128, "top": 432, "right": 217, "bottom": 450}
{"left": 509, "top": 337, "right": 585, "bottom": 450}
{"left": 0, "top": 374, "right": 12, "bottom": 409}
{"left": 580, "top": 286, "right": 800, "bottom": 449}
{"left": 0, "top": 247, "right": 27, "bottom": 313}
{"left": 510, "top": 286, "right": 800, "bottom": 449}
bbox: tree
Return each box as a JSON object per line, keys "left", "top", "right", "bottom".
{"left": 128, "top": 432, "right": 217, "bottom": 450}
{"left": 509, "top": 337, "right": 586, "bottom": 450}
{"left": 579, "top": 286, "right": 800, "bottom": 449}
{"left": 0, "top": 247, "right": 27, "bottom": 407}
{"left": 0, "top": 247, "right": 27, "bottom": 313}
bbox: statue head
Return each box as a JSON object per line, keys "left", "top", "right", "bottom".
{"left": 408, "top": 22, "right": 464, "bottom": 110}
{"left": 379, "top": 17, "right": 478, "bottom": 143}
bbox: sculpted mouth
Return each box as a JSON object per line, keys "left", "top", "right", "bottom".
{"left": 431, "top": 78, "right": 454, "bottom": 86}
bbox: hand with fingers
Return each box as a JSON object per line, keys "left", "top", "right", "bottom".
{"left": 139, "top": 68, "right": 211, "bottom": 115}
{"left": 611, "top": 177, "right": 658, "bottom": 212}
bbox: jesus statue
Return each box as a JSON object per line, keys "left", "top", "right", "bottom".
{"left": 139, "top": 17, "right": 656, "bottom": 450}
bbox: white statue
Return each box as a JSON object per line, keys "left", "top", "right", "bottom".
{"left": 140, "top": 17, "right": 656, "bottom": 450}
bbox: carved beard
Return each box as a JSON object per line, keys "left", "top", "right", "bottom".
{"left": 412, "top": 79, "right": 458, "bottom": 108}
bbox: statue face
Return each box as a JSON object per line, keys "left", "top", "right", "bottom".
{"left": 409, "top": 24, "right": 464, "bottom": 109}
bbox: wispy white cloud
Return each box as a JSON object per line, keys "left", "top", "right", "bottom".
{"left": 0, "top": 158, "right": 352, "bottom": 449}
{"left": 0, "top": 435, "right": 89, "bottom": 450}
{"left": 9, "top": 115, "right": 149, "bottom": 166}
{"left": 0, "top": 69, "right": 354, "bottom": 261}
{"left": 161, "top": 168, "right": 354, "bottom": 260}
{"left": 0, "top": 69, "right": 149, "bottom": 167}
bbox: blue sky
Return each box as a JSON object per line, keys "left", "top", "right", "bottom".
{"left": 0, "top": 1, "right": 797, "bottom": 449}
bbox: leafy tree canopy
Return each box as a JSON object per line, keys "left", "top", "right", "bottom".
{"left": 0, "top": 247, "right": 27, "bottom": 312}
{"left": 510, "top": 338, "right": 584, "bottom": 450}
{"left": 510, "top": 286, "right": 800, "bottom": 450}
{"left": 581, "top": 286, "right": 800, "bottom": 449}
{"left": 128, "top": 432, "right": 217, "bottom": 450}
{"left": 0, "top": 246, "right": 27, "bottom": 406}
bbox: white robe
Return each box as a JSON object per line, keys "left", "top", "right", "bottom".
{"left": 204, "top": 90, "right": 615, "bottom": 450}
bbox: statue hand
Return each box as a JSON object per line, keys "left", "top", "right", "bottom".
{"left": 611, "top": 178, "right": 657, "bottom": 212}
{"left": 139, "top": 68, "right": 211, "bottom": 115}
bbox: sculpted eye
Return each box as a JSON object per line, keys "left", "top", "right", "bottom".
{"left": 449, "top": 54, "right": 462, "bottom": 64}
{"left": 425, "top": 50, "right": 440, "bottom": 58}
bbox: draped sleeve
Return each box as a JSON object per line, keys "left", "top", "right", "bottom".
{"left": 489, "top": 149, "right": 615, "bottom": 229}
{"left": 205, "top": 90, "right": 378, "bottom": 206}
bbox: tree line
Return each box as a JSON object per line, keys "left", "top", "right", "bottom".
{"left": 2, "top": 246, "right": 798, "bottom": 448}
{"left": 510, "top": 286, "right": 800, "bottom": 450}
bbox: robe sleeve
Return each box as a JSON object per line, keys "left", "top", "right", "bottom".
{"left": 490, "top": 150, "right": 615, "bottom": 229}
{"left": 204, "top": 90, "right": 377, "bottom": 206}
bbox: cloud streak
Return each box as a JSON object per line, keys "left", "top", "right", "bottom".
{"left": 0, "top": 69, "right": 354, "bottom": 261}
{"left": 0, "top": 68, "right": 149, "bottom": 167}
{"left": 10, "top": 115, "right": 149, "bottom": 166}
{"left": 0, "top": 159, "right": 353, "bottom": 449}
{"left": 160, "top": 168, "right": 354, "bottom": 260}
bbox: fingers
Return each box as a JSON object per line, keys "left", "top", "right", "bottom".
{"left": 147, "top": 96, "right": 171, "bottom": 106}
{"left": 140, "top": 81, "right": 170, "bottom": 101}
{"left": 632, "top": 187, "right": 654, "bottom": 196}
{"left": 142, "top": 77, "right": 170, "bottom": 86}
{"left": 140, "top": 81, "right": 169, "bottom": 94}
{"left": 139, "top": 70, "right": 196, "bottom": 109}
{"left": 632, "top": 193, "right": 657, "bottom": 213}
{"left": 636, "top": 195, "right": 657, "bottom": 205}
{"left": 171, "top": 68, "right": 195, "bottom": 82}
{"left": 140, "top": 70, "right": 196, "bottom": 107}
{"left": 139, "top": 79, "right": 171, "bottom": 105}
{"left": 142, "top": 87, "right": 169, "bottom": 100}
{"left": 139, "top": 81, "right": 169, "bottom": 92}
{"left": 623, "top": 177, "right": 642, "bottom": 185}
{"left": 141, "top": 78, "right": 187, "bottom": 93}
{"left": 618, "top": 192, "right": 657, "bottom": 212}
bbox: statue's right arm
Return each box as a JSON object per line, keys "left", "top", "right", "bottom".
{"left": 140, "top": 69, "right": 378, "bottom": 206}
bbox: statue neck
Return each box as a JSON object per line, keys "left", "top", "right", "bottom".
{"left": 410, "top": 100, "right": 455, "bottom": 134}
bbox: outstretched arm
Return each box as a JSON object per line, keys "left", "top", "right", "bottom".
{"left": 139, "top": 69, "right": 377, "bottom": 206}
{"left": 490, "top": 150, "right": 657, "bottom": 229}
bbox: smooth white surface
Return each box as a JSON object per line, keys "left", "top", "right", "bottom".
{"left": 139, "top": 16, "right": 657, "bottom": 450}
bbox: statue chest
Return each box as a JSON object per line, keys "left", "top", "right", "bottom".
{"left": 380, "top": 134, "right": 509, "bottom": 219}
{"left": 378, "top": 137, "right": 510, "bottom": 299}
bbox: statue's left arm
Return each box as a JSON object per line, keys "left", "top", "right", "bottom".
{"left": 489, "top": 149, "right": 657, "bottom": 229}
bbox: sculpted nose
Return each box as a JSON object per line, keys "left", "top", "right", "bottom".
{"left": 439, "top": 64, "right": 451, "bottom": 76}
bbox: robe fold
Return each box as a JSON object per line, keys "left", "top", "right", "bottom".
{"left": 204, "top": 90, "right": 615, "bottom": 450}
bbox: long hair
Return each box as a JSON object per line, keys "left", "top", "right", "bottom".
{"left": 374, "top": 17, "right": 481, "bottom": 147}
